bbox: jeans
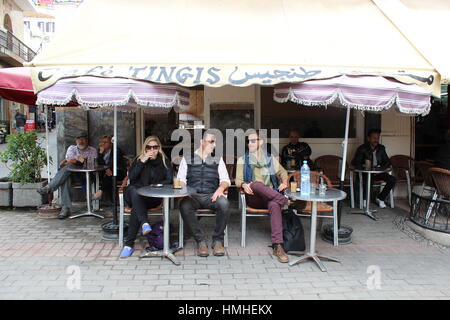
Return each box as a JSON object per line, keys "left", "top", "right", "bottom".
{"left": 179, "top": 193, "right": 230, "bottom": 243}
{"left": 124, "top": 185, "right": 162, "bottom": 248}
{"left": 48, "top": 164, "right": 85, "bottom": 208}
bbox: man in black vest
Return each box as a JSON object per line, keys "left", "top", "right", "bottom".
{"left": 177, "top": 130, "right": 231, "bottom": 257}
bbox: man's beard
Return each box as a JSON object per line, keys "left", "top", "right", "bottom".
{"left": 77, "top": 143, "right": 87, "bottom": 150}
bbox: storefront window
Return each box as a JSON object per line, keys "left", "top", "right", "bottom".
{"left": 260, "top": 87, "right": 356, "bottom": 138}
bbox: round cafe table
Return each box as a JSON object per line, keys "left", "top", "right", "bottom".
{"left": 349, "top": 168, "right": 393, "bottom": 221}
{"left": 67, "top": 165, "right": 108, "bottom": 219}
{"left": 137, "top": 185, "right": 195, "bottom": 266}
{"left": 286, "top": 188, "right": 346, "bottom": 272}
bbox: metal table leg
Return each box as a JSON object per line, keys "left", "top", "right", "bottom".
{"left": 140, "top": 197, "right": 181, "bottom": 265}
{"left": 70, "top": 171, "right": 104, "bottom": 219}
{"left": 289, "top": 201, "right": 340, "bottom": 272}
{"left": 350, "top": 172, "right": 378, "bottom": 221}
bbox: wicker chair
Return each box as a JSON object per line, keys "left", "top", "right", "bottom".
{"left": 390, "top": 155, "right": 413, "bottom": 205}
{"left": 314, "top": 155, "right": 354, "bottom": 208}
{"left": 429, "top": 168, "right": 450, "bottom": 200}
{"left": 289, "top": 171, "right": 340, "bottom": 246}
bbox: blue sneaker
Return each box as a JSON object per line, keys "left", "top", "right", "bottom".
{"left": 119, "top": 246, "right": 134, "bottom": 258}
{"left": 142, "top": 223, "right": 152, "bottom": 236}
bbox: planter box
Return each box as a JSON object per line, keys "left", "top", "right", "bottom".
{"left": 0, "top": 181, "right": 12, "bottom": 207}
{"left": 12, "top": 181, "right": 46, "bottom": 207}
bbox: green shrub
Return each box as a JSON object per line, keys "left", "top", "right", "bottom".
{"left": 0, "top": 131, "right": 49, "bottom": 184}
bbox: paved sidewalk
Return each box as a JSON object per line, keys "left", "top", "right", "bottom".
{"left": 0, "top": 200, "right": 449, "bottom": 300}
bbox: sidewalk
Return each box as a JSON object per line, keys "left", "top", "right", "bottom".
{"left": 0, "top": 200, "right": 449, "bottom": 300}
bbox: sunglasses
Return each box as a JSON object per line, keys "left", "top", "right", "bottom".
{"left": 205, "top": 140, "right": 216, "bottom": 144}
{"left": 248, "top": 138, "right": 259, "bottom": 144}
{"left": 145, "top": 145, "right": 160, "bottom": 151}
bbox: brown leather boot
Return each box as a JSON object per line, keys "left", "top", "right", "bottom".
{"left": 212, "top": 241, "right": 225, "bottom": 256}
{"left": 197, "top": 241, "right": 209, "bottom": 257}
{"left": 273, "top": 243, "right": 289, "bottom": 263}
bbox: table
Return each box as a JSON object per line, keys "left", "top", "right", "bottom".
{"left": 137, "top": 185, "right": 195, "bottom": 265}
{"left": 349, "top": 168, "right": 392, "bottom": 221}
{"left": 286, "top": 188, "right": 346, "bottom": 272}
{"left": 67, "top": 165, "right": 108, "bottom": 219}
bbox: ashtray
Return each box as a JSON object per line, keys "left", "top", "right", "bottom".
{"left": 150, "top": 184, "right": 163, "bottom": 188}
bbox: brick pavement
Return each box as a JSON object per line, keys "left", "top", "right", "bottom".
{"left": 0, "top": 199, "right": 449, "bottom": 300}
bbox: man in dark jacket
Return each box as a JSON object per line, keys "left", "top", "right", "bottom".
{"left": 281, "top": 129, "right": 312, "bottom": 170}
{"left": 93, "top": 135, "right": 127, "bottom": 202}
{"left": 14, "top": 111, "right": 26, "bottom": 134}
{"left": 352, "top": 129, "right": 396, "bottom": 208}
{"left": 435, "top": 130, "right": 450, "bottom": 171}
{"left": 178, "top": 130, "right": 231, "bottom": 257}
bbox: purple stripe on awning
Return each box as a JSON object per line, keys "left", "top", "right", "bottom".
{"left": 36, "top": 76, "right": 190, "bottom": 112}
{"left": 274, "top": 75, "right": 431, "bottom": 116}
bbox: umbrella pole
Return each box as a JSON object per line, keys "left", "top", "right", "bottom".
{"left": 101, "top": 106, "right": 120, "bottom": 240}
{"left": 113, "top": 105, "right": 118, "bottom": 225}
{"left": 323, "top": 105, "right": 353, "bottom": 245}
{"left": 45, "top": 105, "right": 51, "bottom": 205}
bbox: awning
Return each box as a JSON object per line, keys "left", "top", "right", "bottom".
{"left": 36, "top": 76, "right": 190, "bottom": 112}
{"left": 0, "top": 67, "right": 36, "bottom": 105}
{"left": 27, "top": 0, "right": 446, "bottom": 96}
{"left": 274, "top": 75, "right": 431, "bottom": 116}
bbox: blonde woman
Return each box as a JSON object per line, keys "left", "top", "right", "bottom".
{"left": 120, "top": 136, "right": 173, "bottom": 258}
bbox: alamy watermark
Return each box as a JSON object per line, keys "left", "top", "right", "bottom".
{"left": 366, "top": 265, "right": 382, "bottom": 290}
{"left": 66, "top": 265, "right": 81, "bottom": 291}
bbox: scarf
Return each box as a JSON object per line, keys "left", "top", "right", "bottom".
{"left": 244, "top": 151, "right": 279, "bottom": 190}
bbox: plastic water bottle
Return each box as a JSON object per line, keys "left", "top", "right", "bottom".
{"left": 300, "top": 160, "right": 310, "bottom": 196}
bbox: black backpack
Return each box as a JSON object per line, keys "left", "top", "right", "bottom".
{"left": 282, "top": 208, "right": 306, "bottom": 252}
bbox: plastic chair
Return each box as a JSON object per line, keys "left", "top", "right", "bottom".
{"left": 390, "top": 155, "right": 413, "bottom": 205}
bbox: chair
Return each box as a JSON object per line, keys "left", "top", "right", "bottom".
{"left": 239, "top": 188, "right": 271, "bottom": 248}
{"left": 390, "top": 155, "right": 413, "bottom": 205}
{"left": 178, "top": 195, "right": 230, "bottom": 249}
{"left": 314, "top": 155, "right": 354, "bottom": 208}
{"left": 414, "top": 161, "right": 435, "bottom": 194}
{"left": 429, "top": 168, "right": 450, "bottom": 200}
{"left": 290, "top": 171, "right": 340, "bottom": 246}
{"left": 118, "top": 181, "right": 166, "bottom": 248}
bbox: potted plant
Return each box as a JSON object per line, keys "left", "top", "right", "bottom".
{"left": 0, "top": 131, "right": 49, "bottom": 207}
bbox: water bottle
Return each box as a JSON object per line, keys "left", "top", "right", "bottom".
{"left": 300, "top": 160, "right": 310, "bottom": 196}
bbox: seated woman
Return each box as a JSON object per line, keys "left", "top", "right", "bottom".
{"left": 235, "top": 129, "right": 290, "bottom": 263}
{"left": 120, "top": 136, "right": 173, "bottom": 258}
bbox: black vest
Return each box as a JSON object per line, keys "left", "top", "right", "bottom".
{"left": 186, "top": 153, "right": 220, "bottom": 194}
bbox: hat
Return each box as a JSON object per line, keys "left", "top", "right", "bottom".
{"left": 76, "top": 133, "right": 88, "bottom": 139}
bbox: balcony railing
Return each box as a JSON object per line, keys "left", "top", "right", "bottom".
{"left": 0, "top": 29, "right": 36, "bottom": 62}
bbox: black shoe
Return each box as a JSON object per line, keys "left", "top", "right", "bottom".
{"left": 58, "top": 207, "right": 70, "bottom": 219}
{"left": 37, "top": 186, "right": 51, "bottom": 195}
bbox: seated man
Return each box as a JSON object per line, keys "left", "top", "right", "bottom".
{"left": 37, "top": 134, "right": 98, "bottom": 219}
{"left": 93, "top": 135, "right": 127, "bottom": 202}
{"left": 281, "top": 129, "right": 312, "bottom": 170}
{"left": 351, "top": 128, "right": 396, "bottom": 208}
{"left": 235, "top": 129, "right": 290, "bottom": 263}
{"left": 178, "top": 130, "right": 231, "bottom": 257}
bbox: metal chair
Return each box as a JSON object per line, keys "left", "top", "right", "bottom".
{"left": 314, "top": 155, "right": 354, "bottom": 208}
{"left": 239, "top": 188, "right": 270, "bottom": 248}
{"left": 290, "top": 171, "right": 340, "bottom": 246}
{"left": 178, "top": 192, "right": 230, "bottom": 248}
{"left": 390, "top": 155, "right": 413, "bottom": 205}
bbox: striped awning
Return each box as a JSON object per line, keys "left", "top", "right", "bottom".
{"left": 273, "top": 75, "right": 431, "bottom": 116}
{"left": 36, "top": 76, "right": 190, "bottom": 112}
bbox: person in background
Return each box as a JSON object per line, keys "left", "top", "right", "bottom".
{"left": 235, "top": 129, "right": 290, "bottom": 263}
{"left": 351, "top": 128, "right": 396, "bottom": 208}
{"left": 37, "top": 134, "right": 97, "bottom": 219}
{"left": 93, "top": 135, "right": 127, "bottom": 202}
{"left": 119, "top": 136, "right": 172, "bottom": 258}
{"left": 281, "top": 129, "right": 312, "bottom": 170}
{"left": 14, "top": 111, "right": 26, "bottom": 134}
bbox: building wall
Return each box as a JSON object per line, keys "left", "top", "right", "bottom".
{"left": 0, "top": 0, "right": 26, "bottom": 41}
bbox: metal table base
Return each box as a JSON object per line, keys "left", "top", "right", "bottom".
{"left": 288, "top": 200, "right": 342, "bottom": 272}
{"left": 69, "top": 171, "right": 104, "bottom": 219}
{"left": 349, "top": 170, "right": 379, "bottom": 221}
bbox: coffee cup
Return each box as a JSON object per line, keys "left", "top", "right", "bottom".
{"left": 290, "top": 181, "right": 298, "bottom": 193}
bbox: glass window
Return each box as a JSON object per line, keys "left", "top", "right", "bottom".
{"left": 260, "top": 86, "right": 356, "bottom": 138}
{"left": 46, "top": 22, "right": 55, "bottom": 33}
{"left": 38, "top": 22, "right": 45, "bottom": 32}
{"left": 24, "top": 21, "right": 30, "bottom": 29}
